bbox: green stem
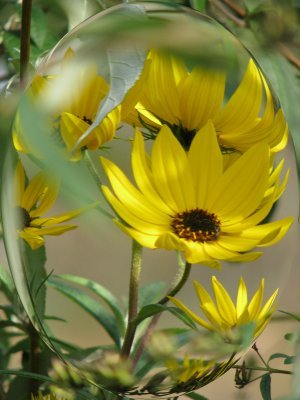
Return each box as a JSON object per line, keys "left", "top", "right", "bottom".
{"left": 120, "top": 241, "right": 143, "bottom": 358}
{"left": 158, "top": 262, "right": 192, "bottom": 305}
{"left": 83, "top": 150, "right": 103, "bottom": 186}
{"left": 232, "top": 365, "right": 292, "bottom": 375}
{"left": 20, "top": 0, "right": 32, "bottom": 86}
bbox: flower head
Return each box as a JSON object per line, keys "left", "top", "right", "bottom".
{"left": 15, "top": 161, "right": 85, "bottom": 250}
{"left": 100, "top": 122, "right": 292, "bottom": 267}
{"left": 13, "top": 59, "right": 120, "bottom": 160}
{"left": 169, "top": 276, "right": 278, "bottom": 339}
{"left": 125, "top": 50, "right": 288, "bottom": 153}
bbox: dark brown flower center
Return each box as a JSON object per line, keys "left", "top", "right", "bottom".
{"left": 171, "top": 209, "right": 221, "bottom": 242}
{"left": 15, "top": 207, "right": 31, "bottom": 230}
{"left": 82, "top": 115, "right": 93, "bottom": 125}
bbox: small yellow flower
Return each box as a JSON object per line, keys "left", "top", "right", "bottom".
{"left": 166, "top": 356, "right": 215, "bottom": 383}
{"left": 100, "top": 122, "right": 292, "bottom": 267}
{"left": 31, "top": 394, "right": 64, "bottom": 400}
{"left": 15, "top": 161, "right": 84, "bottom": 250}
{"left": 169, "top": 276, "right": 278, "bottom": 338}
{"left": 125, "top": 50, "right": 288, "bottom": 153}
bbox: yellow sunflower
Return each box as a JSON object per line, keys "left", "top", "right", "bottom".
{"left": 100, "top": 122, "right": 292, "bottom": 267}
{"left": 125, "top": 50, "right": 288, "bottom": 153}
{"left": 13, "top": 65, "right": 120, "bottom": 160}
{"left": 15, "top": 161, "right": 85, "bottom": 250}
{"left": 169, "top": 276, "right": 278, "bottom": 339}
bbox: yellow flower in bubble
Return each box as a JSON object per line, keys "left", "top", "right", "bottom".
{"left": 126, "top": 50, "right": 288, "bottom": 153}
{"left": 15, "top": 161, "right": 84, "bottom": 250}
{"left": 31, "top": 394, "right": 63, "bottom": 400}
{"left": 101, "top": 122, "right": 292, "bottom": 267}
{"left": 13, "top": 63, "right": 120, "bottom": 160}
{"left": 166, "top": 356, "right": 215, "bottom": 383}
{"left": 170, "top": 276, "right": 278, "bottom": 338}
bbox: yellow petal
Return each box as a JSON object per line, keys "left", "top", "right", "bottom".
{"left": 211, "top": 276, "right": 236, "bottom": 326}
{"left": 248, "top": 278, "right": 264, "bottom": 320}
{"left": 214, "top": 59, "right": 263, "bottom": 135}
{"left": 179, "top": 67, "right": 225, "bottom": 130}
{"left": 21, "top": 172, "right": 50, "bottom": 212}
{"left": 101, "top": 158, "right": 170, "bottom": 225}
{"left": 169, "top": 297, "right": 214, "bottom": 331}
{"left": 15, "top": 161, "right": 26, "bottom": 205}
{"left": 236, "top": 277, "right": 248, "bottom": 320}
{"left": 19, "top": 229, "right": 45, "bottom": 250}
{"left": 207, "top": 143, "right": 269, "bottom": 220}
{"left": 151, "top": 125, "right": 195, "bottom": 211}
{"left": 188, "top": 121, "right": 222, "bottom": 208}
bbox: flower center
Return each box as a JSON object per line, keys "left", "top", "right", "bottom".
{"left": 82, "top": 115, "right": 93, "bottom": 125}
{"left": 15, "top": 207, "right": 31, "bottom": 230}
{"left": 171, "top": 209, "right": 221, "bottom": 242}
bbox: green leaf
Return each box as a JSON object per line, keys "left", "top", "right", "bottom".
{"left": 186, "top": 392, "right": 209, "bottom": 400}
{"left": 72, "top": 4, "right": 147, "bottom": 152}
{"left": 0, "top": 143, "right": 56, "bottom": 352}
{"left": 243, "top": 0, "right": 262, "bottom": 13}
{"left": 2, "top": 31, "right": 20, "bottom": 59}
{"left": 189, "top": 0, "right": 207, "bottom": 12}
{"left": 138, "top": 281, "right": 166, "bottom": 309}
{"left": 135, "top": 304, "right": 165, "bottom": 324}
{"left": 135, "top": 304, "right": 196, "bottom": 329}
{"left": 167, "top": 307, "right": 197, "bottom": 329}
{"left": 284, "top": 356, "right": 294, "bottom": 365}
{"left": 260, "top": 374, "right": 271, "bottom": 400}
{"left": 279, "top": 310, "right": 300, "bottom": 322}
{"left": 0, "top": 264, "right": 14, "bottom": 302}
{"left": 23, "top": 244, "right": 48, "bottom": 319}
{"left": 48, "top": 277, "right": 121, "bottom": 348}
{"left": 30, "top": 5, "right": 47, "bottom": 48}
{"left": 56, "top": 274, "right": 125, "bottom": 335}
{"left": 268, "top": 353, "right": 290, "bottom": 364}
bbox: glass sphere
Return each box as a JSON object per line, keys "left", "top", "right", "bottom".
{"left": 7, "top": 2, "right": 299, "bottom": 399}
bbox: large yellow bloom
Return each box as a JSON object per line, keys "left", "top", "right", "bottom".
{"left": 15, "top": 161, "right": 84, "bottom": 250}
{"left": 125, "top": 50, "right": 288, "bottom": 153}
{"left": 101, "top": 122, "right": 292, "bottom": 267}
{"left": 169, "top": 276, "right": 278, "bottom": 339}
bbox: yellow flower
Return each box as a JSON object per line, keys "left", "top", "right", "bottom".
{"left": 15, "top": 161, "right": 84, "bottom": 250}
{"left": 166, "top": 356, "right": 215, "bottom": 383}
{"left": 126, "top": 50, "right": 288, "bottom": 153}
{"left": 31, "top": 394, "right": 64, "bottom": 400}
{"left": 13, "top": 64, "right": 120, "bottom": 160}
{"left": 100, "top": 122, "right": 292, "bottom": 267}
{"left": 59, "top": 64, "right": 121, "bottom": 160}
{"left": 169, "top": 276, "right": 278, "bottom": 338}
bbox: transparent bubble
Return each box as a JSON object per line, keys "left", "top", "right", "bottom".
{"left": 5, "top": 2, "right": 299, "bottom": 399}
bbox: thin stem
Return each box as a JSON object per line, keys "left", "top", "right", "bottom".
{"left": 252, "top": 343, "right": 268, "bottom": 368}
{"left": 232, "top": 365, "right": 292, "bottom": 375}
{"left": 28, "top": 321, "right": 41, "bottom": 397}
{"left": 83, "top": 150, "right": 103, "bottom": 186}
{"left": 158, "top": 262, "right": 192, "bottom": 305}
{"left": 120, "top": 241, "right": 143, "bottom": 358}
{"left": 20, "top": 0, "right": 32, "bottom": 86}
{"left": 210, "top": 0, "right": 246, "bottom": 27}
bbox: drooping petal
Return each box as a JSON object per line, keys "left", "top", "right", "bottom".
{"left": 15, "top": 161, "right": 26, "bottom": 205}
{"left": 21, "top": 172, "right": 49, "bottom": 212}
